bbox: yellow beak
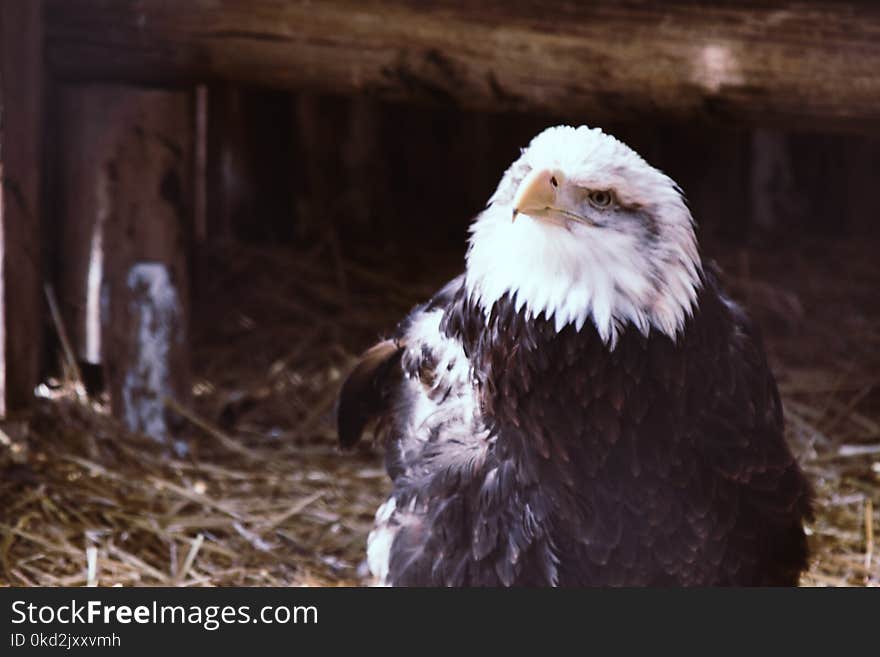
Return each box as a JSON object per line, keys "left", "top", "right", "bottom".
{"left": 512, "top": 168, "right": 559, "bottom": 222}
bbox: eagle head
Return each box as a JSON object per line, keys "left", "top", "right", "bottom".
{"left": 465, "top": 125, "right": 703, "bottom": 345}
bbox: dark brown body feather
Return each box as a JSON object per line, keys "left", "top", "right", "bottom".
{"left": 338, "top": 272, "right": 812, "bottom": 586}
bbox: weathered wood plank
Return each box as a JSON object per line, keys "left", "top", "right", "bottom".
{"left": 44, "top": 0, "right": 880, "bottom": 132}
{"left": 55, "top": 86, "right": 117, "bottom": 366}
{"left": 0, "top": 0, "right": 43, "bottom": 414}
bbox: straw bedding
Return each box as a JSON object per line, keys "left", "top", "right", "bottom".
{"left": 1, "top": 237, "right": 877, "bottom": 587}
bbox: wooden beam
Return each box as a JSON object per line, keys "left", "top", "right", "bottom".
{"left": 0, "top": 0, "right": 43, "bottom": 414}
{"left": 44, "top": 1, "right": 880, "bottom": 132}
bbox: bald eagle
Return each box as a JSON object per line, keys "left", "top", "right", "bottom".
{"left": 338, "top": 126, "right": 812, "bottom": 586}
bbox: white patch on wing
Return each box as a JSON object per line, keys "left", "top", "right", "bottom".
{"left": 367, "top": 497, "right": 397, "bottom": 586}
{"left": 368, "top": 308, "right": 493, "bottom": 585}
{"left": 397, "top": 309, "right": 483, "bottom": 449}
{"left": 466, "top": 125, "right": 702, "bottom": 346}
{"left": 404, "top": 308, "right": 473, "bottom": 390}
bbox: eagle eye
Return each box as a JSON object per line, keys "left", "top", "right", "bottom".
{"left": 588, "top": 190, "right": 613, "bottom": 209}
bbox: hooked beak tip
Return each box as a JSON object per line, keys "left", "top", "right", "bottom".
{"left": 511, "top": 208, "right": 519, "bottom": 223}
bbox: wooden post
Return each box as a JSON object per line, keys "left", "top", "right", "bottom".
{"left": 205, "top": 84, "right": 296, "bottom": 243}
{"left": 294, "top": 93, "right": 395, "bottom": 244}
{"left": 204, "top": 83, "right": 246, "bottom": 242}
{"left": 56, "top": 85, "right": 192, "bottom": 445}
{"left": 0, "top": 0, "right": 43, "bottom": 415}
{"left": 750, "top": 130, "right": 800, "bottom": 236}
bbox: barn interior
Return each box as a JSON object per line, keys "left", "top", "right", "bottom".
{"left": 1, "top": 1, "right": 878, "bottom": 587}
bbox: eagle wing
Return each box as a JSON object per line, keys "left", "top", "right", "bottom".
{"left": 687, "top": 286, "right": 813, "bottom": 585}
{"left": 336, "top": 274, "right": 469, "bottom": 451}
{"left": 337, "top": 275, "right": 549, "bottom": 586}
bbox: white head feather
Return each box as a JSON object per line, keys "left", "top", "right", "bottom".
{"left": 465, "top": 125, "right": 702, "bottom": 346}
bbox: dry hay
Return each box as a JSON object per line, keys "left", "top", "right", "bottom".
{"left": 0, "top": 236, "right": 877, "bottom": 587}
